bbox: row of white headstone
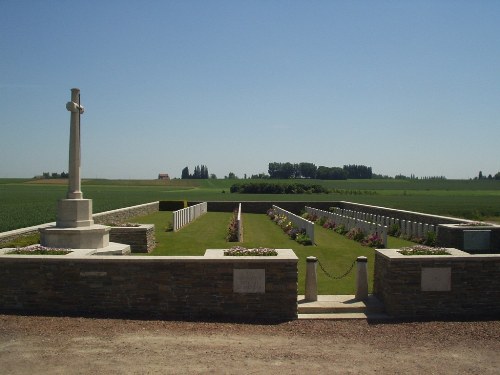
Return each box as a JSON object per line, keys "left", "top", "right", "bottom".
{"left": 172, "top": 202, "right": 208, "bottom": 232}
{"left": 273, "top": 205, "right": 315, "bottom": 244}
{"left": 306, "top": 206, "right": 388, "bottom": 247}
{"left": 329, "top": 207, "right": 437, "bottom": 239}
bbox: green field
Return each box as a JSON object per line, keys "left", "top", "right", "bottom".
{"left": 1, "top": 178, "right": 499, "bottom": 232}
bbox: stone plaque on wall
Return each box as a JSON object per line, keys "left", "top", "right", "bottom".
{"left": 464, "top": 230, "right": 490, "bottom": 251}
{"left": 421, "top": 267, "right": 451, "bottom": 292}
{"left": 233, "top": 269, "right": 265, "bottom": 293}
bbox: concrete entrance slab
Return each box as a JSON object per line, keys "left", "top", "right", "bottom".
{"left": 298, "top": 295, "right": 392, "bottom": 320}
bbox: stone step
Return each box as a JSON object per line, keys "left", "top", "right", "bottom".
{"left": 298, "top": 312, "right": 392, "bottom": 321}
{"left": 297, "top": 295, "right": 385, "bottom": 314}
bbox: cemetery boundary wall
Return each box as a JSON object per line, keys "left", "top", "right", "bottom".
{"left": 374, "top": 249, "right": 500, "bottom": 319}
{"left": 0, "top": 201, "right": 160, "bottom": 245}
{"left": 0, "top": 250, "right": 298, "bottom": 322}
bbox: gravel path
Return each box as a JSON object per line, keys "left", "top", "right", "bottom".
{"left": 1, "top": 314, "right": 498, "bottom": 374}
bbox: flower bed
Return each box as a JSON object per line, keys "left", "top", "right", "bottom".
{"left": 105, "top": 222, "right": 142, "bottom": 227}
{"left": 455, "top": 222, "right": 492, "bottom": 227}
{"left": 7, "top": 245, "right": 71, "bottom": 255}
{"left": 306, "top": 214, "right": 384, "bottom": 248}
{"left": 398, "top": 245, "right": 450, "bottom": 256}
{"left": 267, "top": 208, "right": 312, "bottom": 246}
{"left": 226, "top": 208, "right": 239, "bottom": 242}
{"left": 224, "top": 246, "right": 278, "bottom": 256}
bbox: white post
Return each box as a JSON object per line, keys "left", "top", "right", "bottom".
{"left": 305, "top": 256, "right": 318, "bottom": 301}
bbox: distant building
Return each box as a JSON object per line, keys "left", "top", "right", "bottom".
{"left": 158, "top": 173, "right": 170, "bottom": 180}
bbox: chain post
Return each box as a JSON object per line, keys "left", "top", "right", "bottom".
{"left": 305, "top": 256, "right": 318, "bottom": 301}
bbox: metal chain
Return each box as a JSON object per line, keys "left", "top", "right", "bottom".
{"left": 317, "top": 259, "right": 357, "bottom": 280}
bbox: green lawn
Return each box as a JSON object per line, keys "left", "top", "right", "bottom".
{"left": 133, "top": 211, "right": 414, "bottom": 295}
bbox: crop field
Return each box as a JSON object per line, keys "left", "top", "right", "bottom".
{"left": 1, "top": 178, "right": 499, "bottom": 232}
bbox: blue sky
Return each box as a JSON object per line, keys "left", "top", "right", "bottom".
{"left": 1, "top": 1, "right": 499, "bottom": 179}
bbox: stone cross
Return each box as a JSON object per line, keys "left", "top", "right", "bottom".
{"left": 65, "top": 88, "right": 85, "bottom": 199}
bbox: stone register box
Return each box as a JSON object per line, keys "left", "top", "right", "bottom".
{"left": 437, "top": 224, "right": 500, "bottom": 253}
{"left": 109, "top": 224, "right": 155, "bottom": 253}
{"left": 374, "top": 248, "right": 500, "bottom": 319}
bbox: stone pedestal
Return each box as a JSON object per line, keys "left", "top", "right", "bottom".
{"left": 40, "top": 225, "right": 110, "bottom": 249}
{"left": 56, "top": 199, "right": 94, "bottom": 228}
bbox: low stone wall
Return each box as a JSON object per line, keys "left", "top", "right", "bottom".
{"left": 109, "top": 224, "right": 155, "bottom": 253}
{"left": 373, "top": 249, "right": 500, "bottom": 319}
{"left": 93, "top": 202, "right": 159, "bottom": 224}
{"left": 0, "top": 250, "right": 298, "bottom": 322}
{"left": 0, "top": 202, "right": 160, "bottom": 245}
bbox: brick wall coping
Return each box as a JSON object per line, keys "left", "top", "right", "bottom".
{"left": 0, "top": 249, "right": 298, "bottom": 263}
{"left": 376, "top": 248, "right": 500, "bottom": 260}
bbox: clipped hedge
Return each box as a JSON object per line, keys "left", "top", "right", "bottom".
{"left": 230, "top": 182, "right": 329, "bottom": 194}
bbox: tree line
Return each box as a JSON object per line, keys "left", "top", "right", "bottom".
{"left": 35, "top": 172, "right": 69, "bottom": 179}
{"left": 267, "top": 162, "right": 372, "bottom": 180}
{"left": 181, "top": 165, "right": 210, "bottom": 179}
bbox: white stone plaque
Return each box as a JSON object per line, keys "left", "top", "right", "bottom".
{"left": 464, "top": 230, "right": 490, "bottom": 251}
{"left": 233, "top": 269, "right": 265, "bottom": 293}
{"left": 421, "top": 267, "right": 451, "bottom": 292}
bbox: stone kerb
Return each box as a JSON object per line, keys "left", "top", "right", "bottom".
{"left": 273, "top": 205, "right": 314, "bottom": 244}
{"left": 373, "top": 248, "right": 500, "bottom": 319}
{"left": 173, "top": 202, "right": 208, "bottom": 232}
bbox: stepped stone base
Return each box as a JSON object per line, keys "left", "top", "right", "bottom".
{"left": 40, "top": 224, "right": 110, "bottom": 249}
{"left": 56, "top": 199, "right": 94, "bottom": 228}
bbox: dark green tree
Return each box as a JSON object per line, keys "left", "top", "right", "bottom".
{"left": 298, "top": 162, "right": 317, "bottom": 178}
